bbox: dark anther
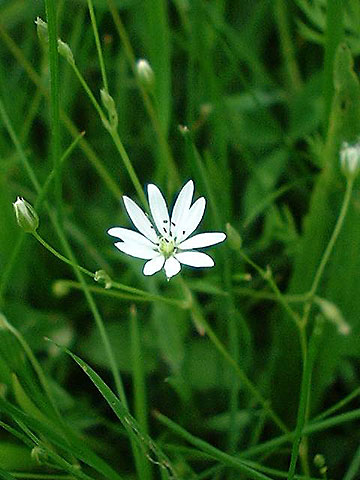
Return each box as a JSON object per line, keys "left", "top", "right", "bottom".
{"left": 163, "top": 220, "right": 168, "bottom": 223}
{"left": 171, "top": 222, "right": 176, "bottom": 226}
{"left": 150, "top": 225, "right": 154, "bottom": 229}
{"left": 182, "top": 230, "right": 186, "bottom": 235}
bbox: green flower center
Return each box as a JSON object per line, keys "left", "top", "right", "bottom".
{"left": 158, "top": 237, "right": 176, "bottom": 258}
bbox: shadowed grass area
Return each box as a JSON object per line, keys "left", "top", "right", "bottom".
{"left": 0, "top": 1, "right": 360, "bottom": 479}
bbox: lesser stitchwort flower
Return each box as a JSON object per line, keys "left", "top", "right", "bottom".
{"left": 108, "top": 180, "right": 226, "bottom": 279}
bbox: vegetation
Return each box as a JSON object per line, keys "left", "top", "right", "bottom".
{"left": 0, "top": 0, "right": 359, "bottom": 479}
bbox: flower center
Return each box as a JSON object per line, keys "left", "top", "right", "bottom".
{"left": 158, "top": 237, "right": 176, "bottom": 258}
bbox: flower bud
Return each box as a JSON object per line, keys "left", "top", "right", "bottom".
{"left": 31, "top": 447, "right": 49, "bottom": 465}
{"left": 313, "top": 454, "right": 327, "bottom": 475}
{"left": 13, "top": 197, "right": 39, "bottom": 233}
{"left": 100, "top": 89, "right": 118, "bottom": 131}
{"left": 35, "top": 17, "right": 49, "bottom": 46}
{"left": 340, "top": 140, "right": 360, "bottom": 180}
{"left": 58, "top": 39, "right": 74, "bottom": 66}
{"left": 226, "top": 223, "right": 242, "bottom": 250}
{"left": 314, "top": 296, "right": 351, "bottom": 335}
{"left": 94, "top": 269, "right": 112, "bottom": 289}
{"left": 136, "top": 59, "right": 154, "bottom": 90}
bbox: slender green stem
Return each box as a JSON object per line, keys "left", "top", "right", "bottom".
{"left": 233, "top": 287, "right": 308, "bottom": 303}
{"left": 0, "top": 133, "right": 83, "bottom": 304}
{"left": 179, "top": 278, "right": 288, "bottom": 434}
{"left": 130, "top": 306, "right": 152, "bottom": 480}
{"left": 106, "top": 0, "right": 180, "bottom": 188}
{"left": 87, "top": 0, "right": 108, "bottom": 91}
{"left": 0, "top": 23, "right": 122, "bottom": 200}
{"left": 70, "top": 62, "right": 147, "bottom": 206}
{"left": 0, "top": 94, "right": 127, "bottom": 410}
{"left": 154, "top": 412, "right": 274, "bottom": 480}
{"left": 239, "top": 250, "right": 301, "bottom": 328}
{"left": 44, "top": 0, "right": 62, "bottom": 219}
{"left": 287, "top": 318, "right": 323, "bottom": 480}
{"left": 71, "top": 62, "right": 106, "bottom": 122}
{"left": 109, "top": 128, "right": 147, "bottom": 207}
{"left": 56, "top": 280, "right": 187, "bottom": 308}
{"left": 32, "top": 232, "right": 95, "bottom": 279}
{"left": 313, "top": 386, "right": 360, "bottom": 422}
{"left": 302, "top": 178, "right": 354, "bottom": 325}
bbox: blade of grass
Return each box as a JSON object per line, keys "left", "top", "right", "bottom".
{"left": 0, "top": 397, "right": 123, "bottom": 480}
{"left": 154, "top": 411, "right": 274, "bottom": 480}
{"left": 130, "top": 305, "right": 152, "bottom": 480}
{"left": 51, "top": 342, "right": 177, "bottom": 479}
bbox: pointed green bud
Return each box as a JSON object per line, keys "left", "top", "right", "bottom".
{"left": 58, "top": 39, "right": 75, "bottom": 66}
{"left": 340, "top": 140, "right": 360, "bottom": 180}
{"left": 226, "top": 223, "right": 242, "bottom": 250}
{"left": 13, "top": 197, "right": 39, "bottom": 233}
{"left": 136, "top": 59, "right": 154, "bottom": 90}
{"left": 100, "top": 89, "right": 118, "bottom": 131}
{"left": 35, "top": 17, "right": 49, "bottom": 46}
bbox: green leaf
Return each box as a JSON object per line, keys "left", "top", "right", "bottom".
{"left": 0, "top": 397, "right": 123, "bottom": 480}
{"left": 52, "top": 341, "right": 178, "bottom": 478}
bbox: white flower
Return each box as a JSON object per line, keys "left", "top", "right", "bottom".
{"left": 108, "top": 180, "right": 226, "bottom": 280}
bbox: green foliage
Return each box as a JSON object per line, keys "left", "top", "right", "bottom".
{"left": 0, "top": 1, "right": 360, "bottom": 479}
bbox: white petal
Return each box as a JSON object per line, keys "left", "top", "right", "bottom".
{"left": 143, "top": 255, "right": 165, "bottom": 276}
{"left": 164, "top": 257, "right": 181, "bottom": 279}
{"left": 114, "top": 242, "right": 158, "bottom": 260}
{"left": 170, "top": 180, "right": 194, "bottom": 237}
{"left": 175, "top": 251, "right": 214, "bottom": 268}
{"left": 123, "top": 196, "right": 158, "bottom": 243}
{"left": 175, "top": 197, "right": 206, "bottom": 243}
{"left": 178, "top": 232, "right": 226, "bottom": 250}
{"left": 108, "top": 227, "right": 157, "bottom": 248}
{"left": 148, "top": 184, "right": 170, "bottom": 238}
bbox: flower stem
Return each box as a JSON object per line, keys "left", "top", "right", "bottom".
{"left": 44, "top": 0, "right": 62, "bottom": 220}
{"left": 87, "top": 0, "right": 108, "bottom": 91}
{"left": 32, "top": 232, "right": 95, "bottom": 279}
{"left": 287, "top": 318, "right": 323, "bottom": 480}
{"left": 69, "top": 62, "right": 147, "bottom": 207}
{"left": 179, "top": 278, "right": 288, "bottom": 434}
{"left": 238, "top": 250, "right": 301, "bottom": 328}
{"left": 302, "top": 177, "right": 354, "bottom": 326}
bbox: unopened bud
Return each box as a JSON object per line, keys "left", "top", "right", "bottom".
{"left": 94, "top": 269, "right": 112, "bottom": 289}
{"left": 58, "top": 39, "right": 74, "bottom": 65}
{"left": 13, "top": 197, "right": 39, "bottom": 233}
{"left": 100, "top": 89, "right": 118, "bottom": 131}
{"left": 340, "top": 140, "right": 360, "bottom": 180}
{"left": 226, "top": 223, "right": 242, "bottom": 250}
{"left": 35, "top": 17, "right": 49, "bottom": 46}
{"left": 136, "top": 59, "right": 154, "bottom": 90}
{"left": 31, "top": 447, "right": 49, "bottom": 465}
{"left": 315, "top": 296, "right": 351, "bottom": 335}
{"left": 314, "top": 453, "right": 327, "bottom": 475}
